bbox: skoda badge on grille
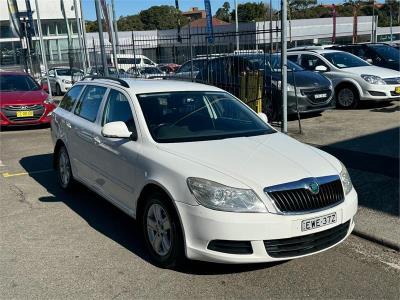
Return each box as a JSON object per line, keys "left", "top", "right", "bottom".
{"left": 308, "top": 181, "right": 320, "bottom": 195}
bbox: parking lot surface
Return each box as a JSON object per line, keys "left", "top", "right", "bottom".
{"left": 1, "top": 102, "right": 400, "bottom": 299}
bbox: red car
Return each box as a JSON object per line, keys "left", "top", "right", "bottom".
{"left": 0, "top": 72, "right": 56, "bottom": 127}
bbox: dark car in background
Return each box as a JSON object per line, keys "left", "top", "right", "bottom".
{"left": 173, "top": 58, "right": 208, "bottom": 80}
{"left": 330, "top": 43, "right": 400, "bottom": 71}
{"left": 196, "top": 54, "right": 334, "bottom": 120}
{"left": 0, "top": 72, "right": 56, "bottom": 126}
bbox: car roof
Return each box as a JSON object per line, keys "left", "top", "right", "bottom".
{"left": 288, "top": 49, "right": 342, "bottom": 54}
{"left": 0, "top": 71, "right": 30, "bottom": 76}
{"left": 81, "top": 78, "right": 223, "bottom": 94}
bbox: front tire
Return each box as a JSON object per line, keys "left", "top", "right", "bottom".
{"left": 56, "top": 146, "right": 74, "bottom": 190}
{"left": 141, "top": 193, "right": 184, "bottom": 268}
{"left": 56, "top": 83, "right": 62, "bottom": 96}
{"left": 336, "top": 85, "right": 359, "bottom": 109}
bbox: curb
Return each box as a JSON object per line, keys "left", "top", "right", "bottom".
{"left": 352, "top": 228, "right": 400, "bottom": 252}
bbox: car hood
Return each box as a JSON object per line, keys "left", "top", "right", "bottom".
{"left": 157, "top": 133, "right": 341, "bottom": 189}
{"left": 0, "top": 90, "right": 48, "bottom": 106}
{"left": 343, "top": 65, "right": 400, "bottom": 79}
{"left": 269, "top": 70, "right": 331, "bottom": 88}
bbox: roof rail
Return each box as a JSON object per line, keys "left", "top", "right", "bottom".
{"left": 81, "top": 76, "right": 130, "bottom": 88}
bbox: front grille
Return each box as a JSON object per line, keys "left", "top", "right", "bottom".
{"left": 390, "top": 91, "right": 400, "bottom": 97}
{"left": 264, "top": 221, "right": 350, "bottom": 258}
{"left": 264, "top": 176, "right": 344, "bottom": 213}
{"left": 4, "top": 104, "right": 44, "bottom": 111}
{"left": 1, "top": 104, "right": 45, "bottom": 122}
{"left": 301, "top": 88, "right": 332, "bottom": 104}
{"left": 383, "top": 77, "right": 400, "bottom": 85}
{"left": 207, "top": 240, "right": 253, "bottom": 254}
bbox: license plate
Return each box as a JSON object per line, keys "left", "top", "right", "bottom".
{"left": 16, "top": 111, "right": 34, "bottom": 117}
{"left": 301, "top": 212, "right": 337, "bottom": 232}
{"left": 395, "top": 87, "right": 400, "bottom": 94}
{"left": 314, "top": 93, "right": 327, "bottom": 99}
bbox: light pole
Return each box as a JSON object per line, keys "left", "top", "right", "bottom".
{"left": 281, "top": 0, "right": 287, "bottom": 133}
{"left": 34, "top": 0, "right": 52, "bottom": 96}
{"left": 234, "top": 0, "right": 239, "bottom": 51}
{"left": 94, "top": 0, "right": 108, "bottom": 76}
{"left": 73, "top": 0, "right": 86, "bottom": 73}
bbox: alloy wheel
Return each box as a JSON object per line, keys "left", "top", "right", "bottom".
{"left": 337, "top": 88, "right": 355, "bottom": 107}
{"left": 58, "top": 149, "right": 71, "bottom": 188}
{"left": 146, "top": 203, "right": 172, "bottom": 257}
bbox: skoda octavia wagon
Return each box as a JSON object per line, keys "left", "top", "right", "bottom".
{"left": 51, "top": 77, "right": 357, "bottom": 268}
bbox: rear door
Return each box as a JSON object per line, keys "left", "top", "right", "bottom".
{"left": 70, "top": 84, "right": 108, "bottom": 186}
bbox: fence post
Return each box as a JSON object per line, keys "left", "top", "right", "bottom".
{"left": 132, "top": 31, "right": 137, "bottom": 71}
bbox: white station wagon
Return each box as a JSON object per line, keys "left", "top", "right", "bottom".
{"left": 51, "top": 77, "right": 357, "bottom": 268}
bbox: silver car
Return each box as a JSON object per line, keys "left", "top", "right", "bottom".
{"left": 288, "top": 49, "right": 400, "bottom": 108}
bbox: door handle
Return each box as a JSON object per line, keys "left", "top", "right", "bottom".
{"left": 65, "top": 121, "right": 72, "bottom": 129}
{"left": 93, "top": 136, "right": 101, "bottom": 145}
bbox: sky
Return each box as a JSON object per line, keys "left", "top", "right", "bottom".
{"left": 81, "top": 0, "right": 384, "bottom": 21}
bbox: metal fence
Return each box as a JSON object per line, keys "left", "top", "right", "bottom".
{"left": 82, "top": 29, "right": 284, "bottom": 123}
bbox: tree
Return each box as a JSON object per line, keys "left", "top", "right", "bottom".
{"left": 117, "top": 15, "right": 144, "bottom": 31}
{"left": 231, "top": 2, "right": 267, "bottom": 22}
{"left": 215, "top": 2, "right": 231, "bottom": 22}
{"left": 288, "top": 0, "right": 317, "bottom": 11}
{"left": 139, "top": 5, "right": 187, "bottom": 30}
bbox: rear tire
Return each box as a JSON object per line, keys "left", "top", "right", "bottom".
{"left": 336, "top": 85, "right": 359, "bottom": 109}
{"left": 56, "top": 146, "right": 74, "bottom": 190}
{"left": 141, "top": 193, "right": 185, "bottom": 268}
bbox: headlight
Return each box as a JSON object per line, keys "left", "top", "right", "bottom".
{"left": 187, "top": 177, "right": 267, "bottom": 213}
{"left": 272, "top": 80, "right": 295, "bottom": 91}
{"left": 361, "top": 74, "right": 386, "bottom": 85}
{"left": 44, "top": 96, "right": 54, "bottom": 105}
{"left": 62, "top": 79, "right": 71, "bottom": 84}
{"left": 339, "top": 162, "right": 353, "bottom": 195}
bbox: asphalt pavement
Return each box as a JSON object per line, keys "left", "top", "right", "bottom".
{"left": 0, "top": 101, "right": 400, "bottom": 298}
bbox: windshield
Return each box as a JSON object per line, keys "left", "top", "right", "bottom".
{"left": 370, "top": 45, "right": 399, "bottom": 62}
{"left": 56, "top": 68, "right": 82, "bottom": 76}
{"left": 321, "top": 52, "right": 369, "bottom": 68}
{"left": 0, "top": 74, "right": 40, "bottom": 91}
{"left": 137, "top": 91, "right": 274, "bottom": 143}
{"left": 245, "top": 55, "right": 304, "bottom": 72}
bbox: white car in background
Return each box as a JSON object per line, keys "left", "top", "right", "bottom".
{"left": 288, "top": 49, "right": 400, "bottom": 108}
{"left": 51, "top": 78, "right": 357, "bottom": 268}
{"left": 109, "top": 54, "right": 157, "bottom": 72}
{"left": 41, "top": 67, "right": 84, "bottom": 95}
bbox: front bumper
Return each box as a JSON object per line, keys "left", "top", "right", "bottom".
{"left": 61, "top": 83, "right": 72, "bottom": 93}
{"left": 287, "top": 91, "right": 334, "bottom": 114}
{"left": 0, "top": 104, "right": 56, "bottom": 126}
{"left": 360, "top": 83, "right": 400, "bottom": 101}
{"left": 176, "top": 188, "right": 357, "bottom": 263}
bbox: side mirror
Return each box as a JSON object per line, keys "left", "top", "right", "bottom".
{"left": 365, "top": 58, "right": 373, "bottom": 64}
{"left": 102, "top": 121, "right": 133, "bottom": 139}
{"left": 315, "top": 65, "right": 328, "bottom": 72}
{"left": 258, "top": 112, "right": 269, "bottom": 124}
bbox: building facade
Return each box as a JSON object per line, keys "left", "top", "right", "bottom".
{"left": 0, "top": 0, "right": 83, "bottom": 70}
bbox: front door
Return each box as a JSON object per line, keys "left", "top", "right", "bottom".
{"left": 90, "top": 88, "right": 140, "bottom": 211}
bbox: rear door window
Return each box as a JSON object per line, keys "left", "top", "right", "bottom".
{"left": 74, "top": 85, "right": 107, "bottom": 122}
{"left": 59, "top": 85, "right": 84, "bottom": 111}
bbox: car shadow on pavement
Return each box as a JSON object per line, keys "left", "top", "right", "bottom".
{"left": 0, "top": 124, "right": 50, "bottom": 132}
{"left": 321, "top": 127, "right": 399, "bottom": 217}
{"left": 20, "top": 154, "right": 288, "bottom": 274}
